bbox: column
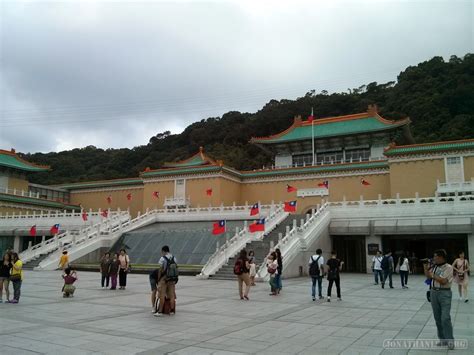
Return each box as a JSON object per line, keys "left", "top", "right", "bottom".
{"left": 13, "top": 234, "right": 21, "bottom": 253}
{"left": 365, "top": 220, "right": 382, "bottom": 274}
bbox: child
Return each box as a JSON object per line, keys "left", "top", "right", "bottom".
{"left": 62, "top": 268, "right": 77, "bottom": 298}
{"left": 109, "top": 253, "right": 120, "bottom": 290}
{"left": 266, "top": 252, "right": 278, "bottom": 296}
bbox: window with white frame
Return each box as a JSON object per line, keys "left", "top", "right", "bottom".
{"left": 174, "top": 179, "right": 186, "bottom": 198}
{"left": 345, "top": 148, "right": 370, "bottom": 162}
{"left": 292, "top": 154, "right": 313, "bottom": 167}
{"left": 445, "top": 156, "right": 464, "bottom": 183}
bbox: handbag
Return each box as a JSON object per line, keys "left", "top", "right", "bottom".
{"left": 426, "top": 290, "right": 431, "bottom": 302}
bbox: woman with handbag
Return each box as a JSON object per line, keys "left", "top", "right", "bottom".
{"left": 118, "top": 249, "right": 130, "bottom": 290}
{"left": 9, "top": 252, "right": 23, "bottom": 303}
{"left": 0, "top": 252, "right": 13, "bottom": 303}
{"left": 453, "top": 251, "right": 470, "bottom": 303}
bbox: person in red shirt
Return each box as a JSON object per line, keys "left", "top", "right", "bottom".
{"left": 62, "top": 268, "right": 77, "bottom": 298}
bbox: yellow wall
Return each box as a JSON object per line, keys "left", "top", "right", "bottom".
{"left": 69, "top": 187, "right": 144, "bottom": 217}
{"left": 8, "top": 177, "right": 29, "bottom": 191}
{"left": 464, "top": 156, "right": 474, "bottom": 182}
{"left": 389, "top": 158, "right": 445, "bottom": 198}
{"left": 142, "top": 181, "right": 174, "bottom": 210}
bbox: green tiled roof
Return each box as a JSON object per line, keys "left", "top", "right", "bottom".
{"left": 58, "top": 179, "right": 143, "bottom": 190}
{"left": 384, "top": 140, "right": 474, "bottom": 156}
{"left": 0, "top": 193, "right": 80, "bottom": 210}
{"left": 251, "top": 116, "right": 408, "bottom": 144}
{"left": 163, "top": 149, "right": 214, "bottom": 168}
{"left": 0, "top": 150, "right": 49, "bottom": 172}
{"left": 142, "top": 166, "right": 221, "bottom": 177}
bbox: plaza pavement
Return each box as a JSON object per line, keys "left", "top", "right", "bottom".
{"left": 0, "top": 271, "right": 472, "bottom": 355}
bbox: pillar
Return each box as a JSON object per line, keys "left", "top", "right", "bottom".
{"left": 13, "top": 234, "right": 21, "bottom": 253}
{"left": 365, "top": 220, "right": 382, "bottom": 274}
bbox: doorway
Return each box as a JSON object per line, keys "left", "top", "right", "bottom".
{"left": 331, "top": 235, "right": 366, "bottom": 273}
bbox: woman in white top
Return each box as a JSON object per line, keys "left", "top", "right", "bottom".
{"left": 398, "top": 253, "right": 410, "bottom": 289}
{"left": 452, "top": 251, "right": 470, "bottom": 302}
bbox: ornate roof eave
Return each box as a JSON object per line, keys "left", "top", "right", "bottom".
{"left": 0, "top": 193, "right": 80, "bottom": 210}
{"left": 162, "top": 146, "right": 217, "bottom": 168}
{"left": 0, "top": 149, "right": 50, "bottom": 172}
{"left": 56, "top": 178, "right": 143, "bottom": 191}
{"left": 384, "top": 139, "right": 474, "bottom": 157}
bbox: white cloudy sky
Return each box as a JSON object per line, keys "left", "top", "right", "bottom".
{"left": 1, "top": 0, "right": 472, "bottom": 153}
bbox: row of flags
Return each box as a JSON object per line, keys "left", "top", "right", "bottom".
{"left": 29, "top": 223, "right": 60, "bottom": 237}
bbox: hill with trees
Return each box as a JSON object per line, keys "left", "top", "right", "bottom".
{"left": 24, "top": 54, "right": 474, "bottom": 185}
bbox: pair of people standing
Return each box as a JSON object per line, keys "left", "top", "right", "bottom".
{"left": 0, "top": 252, "right": 23, "bottom": 303}
{"left": 372, "top": 250, "right": 395, "bottom": 288}
{"left": 309, "top": 249, "right": 343, "bottom": 302}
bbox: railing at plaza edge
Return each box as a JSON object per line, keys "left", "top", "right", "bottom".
{"left": 198, "top": 204, "right": 289, "bottom": 278}
{"left": 0, "top": 186, "right": 40, "bottom": 199}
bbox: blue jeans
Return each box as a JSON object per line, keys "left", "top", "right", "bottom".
{"left": 399, "top": 271, "right": 408, "bottom": 287}
{"left": 275, "top": 274, "right": 282, "bottom": 290}
{"left": 382, "top": 270, "right": 393, "bottom": 287}
{"left": 311, "top": 276, "right": 323, "bottom": 298}
{"left": 430, "top": 289, "right": 454, "bottom": 342}
{"left": 12, "top": 280, "right": 22, "bottom": 301}
{"left": 373, "top": 269, "right": 383, "bottom": 284}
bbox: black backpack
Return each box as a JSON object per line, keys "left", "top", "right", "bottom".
{"left": 164, "top": 256, "right": 179, "bottom": 283}
{"left": 309, "top": 256, "right": 322, "bottom": 277}
{"left": 381, "top": 255, "right": 390, "bottom": 270}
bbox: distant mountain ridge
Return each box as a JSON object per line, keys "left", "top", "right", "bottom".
{"left": 24, "top": 54, "right": 474, "bottom": 185}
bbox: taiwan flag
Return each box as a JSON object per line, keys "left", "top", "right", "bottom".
{"left": 106, "top": 196, "right": 112, "bottom": 204}
{"left": 212, "top": 220, "right": 226, "bottom": 235}
{"left": 361, "top": 178, "right": 371, "bottom": 186}
{"left": 318, "top": 180, "right": 329, "bottom": 188}
{"left": 82, "top": 211, "right": 88, "bottom": 221}
{"left": 50, "top": 224, "right": 60, "bottom": 235}
{"left": 308, "top": 107, "right": 315, "bottom": 123}
{"left": 101, "top": 210, "right": 108, "bottom": 218}
{"left": 284, "top": 201, "right": 297, "bottom": 213}
{"left": 286, "top": 184, "right": 297, "bottom": 193}
{"left": 249, "top": 218, "right": 265, "bottom": 233}
{"left": 126, "top": 193, "right": 132, "bottom": 201}
{"left": 29, "top": 225, "right": 37, "bottom": 237}
{"left": 250, "top": 202, "right": 259, "bottom": 216}
{"left": 152, "top": 191, "right": 159, "bottom": 199}
{"left": 206, "top": 188, "right": 213, "bottom": 196}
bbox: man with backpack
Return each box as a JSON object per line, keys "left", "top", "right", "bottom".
{"left": 381, "top": 250, "right": 394, "bottom": 289}
{"left": 154, "top": 245, "right": 178, "bottom": 317}
{"left": 309, "top": 249, "right": 325, "bottom": 301}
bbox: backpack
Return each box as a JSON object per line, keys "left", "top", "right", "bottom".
{"left": 309, "top": 256, "right": 322, "bottom": 277}
{"left": 381, "top": 255, "right": 390, "bottom": 270}
{"left": 234, "top": 259, "right": 244, "bottom": 275}
{"left": 163, "top": 256, "right": 179, "bottom": 283}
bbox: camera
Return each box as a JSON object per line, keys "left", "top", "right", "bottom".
{"left": 420, "top": 258, "right": 432, "bottom": 264}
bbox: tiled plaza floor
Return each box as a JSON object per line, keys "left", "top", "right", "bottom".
{"left": 0, "top": 271, "right": 472, "bottom": 354}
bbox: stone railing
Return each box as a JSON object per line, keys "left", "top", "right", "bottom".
{"left": 256, "top": 202, "right": 330, "bottom": 281}
{"left": 0, "top": 186, "right": 40, "bottom": 199}
{"left": 198, "top": 204, "right": 289, "bottom": 278}
{"left": 436, "top": 180, "right": 474, "bottom": 195}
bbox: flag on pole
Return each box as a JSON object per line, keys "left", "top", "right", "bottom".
{"left": 308, "top": 107, "right": 315, "bottom": 123}
{"left": 206, "top": 188, "right": 213, "bottom": 196}
{"left": 101, "top": 210, "right": 108, "bottom": 218}
{"left": 29, "top": 225, "right": 37, "bottom": 237}
{"left": 250, "top": 202, "right": 259, "bottom": 216}
{"left": 249, "top": 218, "right": 265, "bottom": 233}
{"left": 284, "top": 201, "right": 297, "bottom": 213}
{"left": 126, "top": 193, "right": 132, "bottom": 201}
{"left": 361, "top": 178, "right": 371, "bottom": 186}
{"left": 106, "top": 196, "right": 112, "bottom": 204}
{"left": 50, "top": 224, "right": 60, "bottom": 235}
{"left": 286, "top": 184, "right": 297, "bottom": 193}
{"left": 318, "top": 180, "right": 329, "bottom": 188}
{"left": 152, "top": 191, "right": 159, "bottom": 199}
{"left": 212, "top": 220, "right": 226, "bottom": 235}
{"left": 82, "top": 211, "right": 88, "bottom": 221}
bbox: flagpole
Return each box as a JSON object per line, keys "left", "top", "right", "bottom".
{"left": 311, "top": 107, "right": 315, "bottom": 165}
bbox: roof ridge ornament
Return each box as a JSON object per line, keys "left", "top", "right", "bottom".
{"left": 367, "top": 104, "right": 379, "bottom": 115}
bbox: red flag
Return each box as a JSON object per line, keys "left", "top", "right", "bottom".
{"left": 126, "top": 193, "right": 132, "bottom": 201}
{"left": 82, "top": 212, "right": 88, "bottom": 221}
{"left": 308, "top": 107, "right": 315, "bottom": 123}
{"left": 361, "top": 178, "right": 371, "bottom": 186}
{"left": 106, "top": 196, "right": 112, "bottom": 204}
{"left": 50, "top": 224, "right": 60, "bottom": 235}
{"left": 249, "top": 218, "right": 265, "bottom": 233}
{"left": 318, "top": 180, "right": 329, "bottom": 188}
{"left": 212, "top": 220, "right": 226, "bottom": 235}
{"left": 284, "top": 201, "right": 297, "bottom": 213}
{"left": 101, "top": 210, "right": 108, "bottom": 218}
{"left": 286, "top": 184, "right": 297, "bottom": 193}
{"left": 152, "top": 191, "right": 159, "bottom": 199}
{"left": 206, "top": 188, "right": 213, "bottom": 196}
{"left": 250, "top": 203, "right": 259, "bottom": 216}
{"left": 29, "top": 225, "right": 37, "bottom": 237}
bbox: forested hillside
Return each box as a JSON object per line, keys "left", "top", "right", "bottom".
{"left": 25, "top": 54, "right": 474, "bottom": 185}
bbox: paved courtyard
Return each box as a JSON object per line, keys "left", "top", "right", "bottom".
{"left": 0, "top": 271, "right": 472, "bottom": 355}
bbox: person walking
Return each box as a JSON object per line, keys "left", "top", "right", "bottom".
{"left": 118, "top": 249, "right": 130, "bottom": 290}
{"left": 452, "top": 251, "right": 470, "bottom": 302}
{"left": 424, "top": 249, "right": 455, "bottom": 350}
{"left": 398, "top": 253, "right": 410, "bottom": 289}
{"left": 275, "top": 248, "right": 283, "bottom": 294}
{"left": 381, "top": 250, "right": 394, "bottom": 289}
{"left": 9, "top": 252, "right": 23, "bottom": 304}
{"left": 309, "top": 248, "right": 325, "bottom": 301}
{"left": 234, "top": 249, "right": 251, "bottom": 300}
{"left": 0, "top": 252, "right": 13, "bottom": 303}
{"left": 58, "top": 250, "right": 69, "bottom": 270}
{"left": 326, "top": 251, "right": 344, "bottom": 302}
{"left": 371, "top": 250, "right": 383, "bottom": 285}
{"left": 154, "top": 245, "right": 178, "bottom": 316}
{"left": 99, "top": 252, "right": 112, "bottom": 289}
{"left": 248, "top": 251, "right": 257, "bottom": 286}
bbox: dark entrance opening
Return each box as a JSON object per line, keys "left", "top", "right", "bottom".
{"left": 331, "top": 235, "right": 366, "bottom": 273}
{"left": 382, "top": 234, "right": 468, "bottom": 274}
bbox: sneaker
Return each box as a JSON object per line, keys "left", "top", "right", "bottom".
{"left": 151, "top": 309, "right": 157, "bottom": 314}
{"left": 319, "top": 296, "right": 324, "bottom": 300}
{"left": 170, "top": 310, "right": 175, "bottom": 315}
{"left": 337, "top": 297, "right": 342, "bottom": 301}
{"left": 240, "top": 297, "right": 244, "bottom": 300}
{"left": 312, "top": 298, "right": 316, "bottom": 301}
{"left": 447, "top": 341, "right": 455, "bottom": 350}
{"left": 244, "top": 296, "right": 249, "bottom": 301}
{"left": 153, "top": 312, "right": 163, "bottom": 317}
{"left": 327, "top": 297, "right": 331, "bottom": 302}
{"left": 390, "top": 286, "right": 394, "bottom": 289}
{"left": 10, "top": 299, "right": 18, "bottom": 304}
{"left": 381, "top": 284, "right": 385, "bottom": 289}
{"left": 465, "top": 299, "right": 469, "bottom": 303}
